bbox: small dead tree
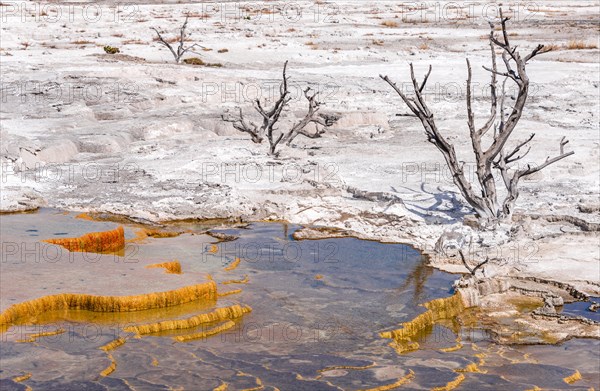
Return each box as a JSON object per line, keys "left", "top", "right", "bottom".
{"left": 222, "top": 61, "right": 339, "bottom": 156}
{"left": 380, "top": 11, "right": 574, "bottom": 224}
{"left": 151, "top": 16, "right": 199, "bottom": 63}
{"left": 458, "top": 250, "right": 489, "bottom": 276}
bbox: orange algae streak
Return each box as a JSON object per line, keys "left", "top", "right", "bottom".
{"left": 16, "top": 327, "right": 66, "bottom": 343}
{"left": 44, "top": 226, "right": 125, "bottom": 253}
{"left": 380, "top": 293, "right": 465, "bottom": 354}
{"left": 357, "top": 369, "right": 415, "bottom": 391}
{"left": 218, "top": 289, "right": 242, "bottom": 297}
{"left": 0, "top": 281, "right": 217, "bottom": 326}
{"left": 224, "top": 258, "right": 241, "bottom": 271}
{"left": 563, "top": 370, "right": 582, "bottom": 384}
{"left": 173, "top": 320, "right": 237, "bottom": 342}
{"left": 222, "top": 275, "right": 249, "bottom": 285}
{"left": 12, "top": 373, "right": 32, "bottom": 382}
{"left": 151, "top": 357, "right": 159, "bottom": 366}
{"left": 100, "top": 353, "right": 117, "bottom": 377}
{"left": 209, "top": 244, "right": 219, "bottom": 254}
{"left": 431, "top": 373, "right": 465, "bottom": 391}
{"left": 75, "top": 213, "right": 95, "bottom": 221}
{"left": 440, "top": 341, "right": 463, "bottom": 353}
{"left": 124, "top": 304, "right": 251, "bottom": 335}
{"left": 146, "top": 261, "right": 183, "bottom": 274}
{"left": 213, "top": 382, "right": 228, "bottom": 391}
{"left": 143, "top": 229, "right": 181, "bottom": 238}
{"left": 99, "top": 337, "right": 126, "bottom": 352}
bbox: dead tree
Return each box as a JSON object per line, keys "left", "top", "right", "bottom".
{"left": 151, "top": 16, "right": 199, "bottom": 63}
{"left": 458, "top": 250, "right": 489, "bottom": 276}
{"left": 380, "top": 10, "right": 573, "bottom": 224}
{"left": 222, "top": 61, "right": 339, "bottom": 156}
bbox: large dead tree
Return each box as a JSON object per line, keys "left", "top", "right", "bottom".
{"left": 151, "top": 16, "right": 199, "bottom": 63}
{"left": 380, "top": 11, "right": 573, "bottom": 224}
{"left": 222, "top": 61, "right": 339, "bottom": 156}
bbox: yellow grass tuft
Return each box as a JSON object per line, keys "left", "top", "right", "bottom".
{"left": 381, "top": 20, "right": 399, "bottom": 28}
{"left": 566, "top": 40, "right": 597, "bottom": 50}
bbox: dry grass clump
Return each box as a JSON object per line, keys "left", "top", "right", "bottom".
{"left": 381, "top": 20, "right": 399, "bottom": 28}
{"left": 565, "top": 40, "right": 597, "bottom": 50}
{"left": 182, "top": 57, "right": 223, "bottom": 67}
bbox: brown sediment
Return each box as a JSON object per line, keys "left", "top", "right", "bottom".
{"left": 218, "top": 289, "right": 242, "bottom": 297}
{"left": 124, "top": 304, "right": 251, "bottom": 335}
{"left": 563, "top": 370, "right": 582, "bottom": 384}
{"left": 431, "top": 373, "right": 465, "bottom": 391}
{"left": 44, "top": 226, "right": 125, "bottom": 253}
{"left": 0, "top": 281, "right": 217, "bottom": 326}
{"left": 357, "top": 369, "right": 415, "bottom": 390}
{"left": 0, "top": 208, "right": 39, "bottom": 215}
{"left": 224, "top": 257, "right": 241, "bottom": 271}
{"left": 99, "top": 337, "right": 126, "bottom": 352}
{"left": 16, "top": 327, "right": 66, "bottom": 343}
{"left": 380, "top": 293, "right": 465, "bottom": 354}
{"left": 12, "top": 372, "right": 32, "bottom": 382}
{"left": 213, "top": 381, "right": 228, "bottom": 391}
{"left": 173, "top": 320, "right": 236, "bottom": 342}
{"left": 100, "top": 353, "right": 117, "bottom": 377}
{"left": 146, "top": 260, "right": 183, "bottom": 274}
{"left": 206, "top": 231, "right": 238, "bottom": 243}
{"left": 222, "top": 275, "right": 249, "bottom": 285}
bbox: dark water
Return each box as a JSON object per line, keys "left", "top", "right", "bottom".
{"left": 0, "top": 210, "right": 598, "bottom": 390}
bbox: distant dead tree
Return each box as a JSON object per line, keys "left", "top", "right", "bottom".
{"left": 151, "top": 16, "right": 199, "bottom": 63}
{"left": 222, "top": 61, "right": 340, "bottom": 156}
{"left": 380, "top": 10, "right": 573, "bottom": 225}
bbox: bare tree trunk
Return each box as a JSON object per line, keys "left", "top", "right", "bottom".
{"left": 151, "top": 16, "right": 200, "bottom": 63}
{"left": 380, "top": 9, "right": 573, "bottom": 225}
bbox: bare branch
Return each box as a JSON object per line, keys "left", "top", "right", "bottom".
{"left": 152, "top": 15, "right": 199, "bottom": 63}
{"left": 458, "top": 250, "right": 489, "bottom": 276}
{"left": 222, "top": 61, "right": 339, "bottom": 156}
{"left": 381, "top": 8, "right": 572, "bottom": 223}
